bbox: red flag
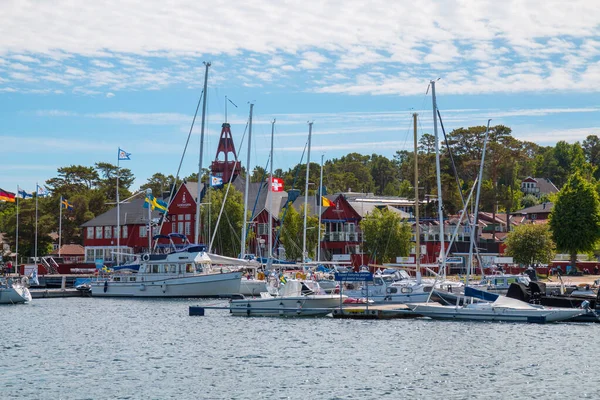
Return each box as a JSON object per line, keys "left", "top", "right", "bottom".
{"left": 271, "top": 177, "right": 284, "bottom": 192}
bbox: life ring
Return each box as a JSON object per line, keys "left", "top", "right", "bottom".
{"left": 257, "top": 272, "right": 265, "bottom": 280}
{"left": 142, "top": 254, "right": 150, "bottom": 262}
{"left": 296, "top": 272, "right": 302, "bottom": 279}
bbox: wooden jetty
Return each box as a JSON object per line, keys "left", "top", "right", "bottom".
{"left": 189, "top": 303, "right": 420, "bottom": 319}
{"left": 331, "top": 304, "right": 419, "bottom": 320}
{"left": 30, "top": 288, "right": 87, "bottom": 299}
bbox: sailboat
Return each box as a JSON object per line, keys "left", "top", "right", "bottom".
{"left": 0, "top": 276, "right": 32, "bottom": 304}
{"left": 230, "top": 122, "right": 346, "bottom": 316}
{"left": 91, "top": 62, "right": 242, "bottom": 298}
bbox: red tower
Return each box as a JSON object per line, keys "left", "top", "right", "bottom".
{"left": 210, "top": 123, "right": 241, "bottom": 183}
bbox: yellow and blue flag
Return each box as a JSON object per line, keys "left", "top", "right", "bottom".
{"left": 279, "top": 275, "right": 287, "bottom": 285}
{"left": 61, "top": 198, "right": 74, "bottom": 210}
{"left": 152, "top": 197, "right": 169, "bottom": 215}
{"left": 144, "top": 194, "right": 155, "bottom": 209}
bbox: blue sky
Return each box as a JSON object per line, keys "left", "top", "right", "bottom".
{"left": 1, "top": 0, "right": 599, "bottom": 193}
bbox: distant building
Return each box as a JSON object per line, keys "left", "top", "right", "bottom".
{"left": 511, "top": 202, "right": 553, "bottom": 222}
{"left": 520, "top": 177, "right": 559, "bottom": 198}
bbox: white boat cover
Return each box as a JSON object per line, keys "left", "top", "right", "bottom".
{"left": 195, "top": 252, "right": 260, "bottom": 266}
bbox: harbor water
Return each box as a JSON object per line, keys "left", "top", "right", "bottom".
{"left": 1, "top": 298, "right": 598, "bottom": 399}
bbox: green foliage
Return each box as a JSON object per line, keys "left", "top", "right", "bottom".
{"left": 278, "top": 203, "right": 320, "bottom": 261}
{"left": 360, "top": 207, "right": 412, "bottom": 263}
{"left": 504, "top": 224, "right": 556, "bottom": 266}
{"left": 201, "top": 184, "right": 244, "bottom": 257}
{"left": 520, "top": 194, "right": 540, "bottom": 209}
{"left": 140, "top": 173, "right": 180, "bottom": 197}
{"left": 549, "top": 173, "right": 600, "bottom": 266}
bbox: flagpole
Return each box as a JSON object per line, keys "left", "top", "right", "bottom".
{"left": 59, "top": 196, "right": 63, "bottom": 257}
{"left": 116, "top": 149, "right": 121, "bottom": 264}
{"left": 15, "top": 185, "right": 19, "bottom": 268}
{"left": 317, "top": 154, "right": 324, "bottom": 263}
{"left": 146, "top": 189, "right": 152, "bottom": 253}
{"left": 35, "top": 183, "right": 39, "bottom": 264}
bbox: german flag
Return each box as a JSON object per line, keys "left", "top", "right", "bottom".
{"left": 0, "top": 188, "right": 16, "bottom": 203}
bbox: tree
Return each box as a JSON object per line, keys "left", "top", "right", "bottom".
{"left": 370, "top": 154, "right": 399, "bottom": 195}
{"left": 140, "top": 173, "right": 180, "bottom": 197}
{"left": 504, "top": 224, "right": 555, "bottom": 267}
{"left": 95, "top": 162, "right": 134, "bottom": 202}
{"left": 201, "top": 184, "right": 244, "bottom": 257}
{"left": 520, "top": 194, "right": 539, "bottom": 209}
{"left": 360, "top": 207, "right": 412, "bottom": 263}
{"left": 278, "top": 203, "right": 320, "bottom": 261}
{"left": 45, "top": 165, "right": 99, "bottom": 195}
{"left": 549, "top": 173, "right": 600, "bottom": 269}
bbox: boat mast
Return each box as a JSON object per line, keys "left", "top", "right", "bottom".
{"left": 413, "top": 113, "right": 421, "bottom": 284}
{"left": 431, "top": 80, "right": 446, "bottom": 277}
{"left": 241, "top": 103, "right": 254, "bottom": 259}
{"left": 468, "top": 119, "right": 492, "bottom": 284}
{"left": 317, "top": 154, "right": 324, "bottom": 263}
{"left": 302, "top": 122, "right": 313, "bottom": 268}
{"left": 268, "top": 119, "right": 275, "bottom": 261}
{"left": 194, "top": 61, "right": 210, "bottom": 245}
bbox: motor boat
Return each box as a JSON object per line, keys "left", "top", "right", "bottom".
{"left": 90, "top": 244, "right": 243, "bottom": 298}
{"left": 407, "top": 295, "right": 590, "bottom": 323}
{"left": 229, "top": 279, "right": 346, "bottom": 317}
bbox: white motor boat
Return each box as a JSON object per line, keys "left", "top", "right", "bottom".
{"left": 0, "top": 277, "right": 32, "bottom": 304}
{"left": 407, "top": 295, "right": 589, "bottom": 323}
{"left": 239, "top": 277, "right": 268, "bottom": 297}
{"left": 342, "top": 270, "right": 463, "bottom": 304}
{"left": 230, "top": 280, "right": 346, "bottom": 317}
{"left": 90, "top": 245, "right": 243, "bottom": 298}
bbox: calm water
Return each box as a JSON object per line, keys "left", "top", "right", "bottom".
{"left": 1, "top": 297, "right": 598, "bottom": 400}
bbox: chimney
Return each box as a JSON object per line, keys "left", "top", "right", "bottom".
{"left": 542, "top": 202, "right": 546, "bottom": 209}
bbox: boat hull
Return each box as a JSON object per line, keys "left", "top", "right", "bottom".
{"left": 239, "top": 279, "right": 268, "bottom": 296}
{"left": 230, "top": 295, "right": 345, "bottom": 317}
{"left": 0, "top": 286, "right": 32, "bottom": 304}
{"left": 407, "top": 303, "right": 586, "bottom": 323}
{"left": 90, "top": 272, "right": 242, "bottom": 298}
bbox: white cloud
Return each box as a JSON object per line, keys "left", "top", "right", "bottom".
{"left": 106, "top": 92, "right": 115, "bottom": 98}
{"left": 91, "top": 59, "right": 115, "bottom": 68}
{"left": 10, "top": 54, "right": 40, "bottom": 63}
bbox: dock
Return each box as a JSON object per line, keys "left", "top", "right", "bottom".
{"left": 30, "top": 288, "right": 87, "bottom": 299}
{"left": 331, "top": 304, "right": 418, "bottom": 319}
{"left": 189, "top": 303, "right": 420, "bottom": 319}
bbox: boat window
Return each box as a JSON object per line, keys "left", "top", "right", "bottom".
{"left": 400, "top": 287, "right": 412, "bottom": 294}
{"left": 186, "top": 264, "right": 194, "bottom": 273}
{"left": 169, "top": 264, "right": 177, "bottom": 273}
{"left": 373, "top": 278, "right": 384, "bottom": 285}
{"left": 113, "top": 277, "right": 120, "bottom": 282}
{"left": 152, "top": 265, "right": 159, "bottom": 274}
{"left": 386, "top": 287, "right": 398, "bottom": 294}
{"left": 195, "top": 264, "right": 204, "bottom": 273}
{"left": 424, "top": 286, "right": 432, "bottom": 292}
{"left": 129, "top": 277, "right": 136, "bottom": 282}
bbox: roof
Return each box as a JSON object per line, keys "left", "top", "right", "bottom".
{"left": 522, "top": 177, "right": 559, "bottom": 194}
{"left": 183, "top": 181, "right": 204, "bottom": 202}
{"left": 289, "top": 194, "right": 321, "bottom": 217}
{"left": 348, "top": 201, "right": 411, "bottom": 219}
{"left": 512, "top": 202, "right": 554, "bottom": 215}
{"left": 52, "top": 244, "right": 85, "bottom": 256}
{"left": 233, "top": 179, "right": 288, "bottom": 220}
{"left": 81, "top": 197, "right": 164, "bottom": 227}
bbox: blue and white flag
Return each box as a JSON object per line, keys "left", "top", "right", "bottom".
{"left": 29, "top": 269, "right": 40, "bottom": 286}
{"left": 210, "top": 175, "right": 223, "bottom": 187}
{"left": 36, "top": 185, "right": 50, "bottom": 197}
{"left": 18, "top": 188, "right": 33, "bottom": 199}
{"left": 118, "top": 148, "right": 131, "bottom": 161}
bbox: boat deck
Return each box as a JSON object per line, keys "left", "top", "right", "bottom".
{"left": 331, "top": 304, "right": 419, "bottom": 319}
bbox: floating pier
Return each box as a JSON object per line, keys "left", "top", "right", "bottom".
{"left": 189, "top": 303, "right": 420, "bottom": 319}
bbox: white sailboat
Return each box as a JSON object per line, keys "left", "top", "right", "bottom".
{"left": 0, "top": 277, "right": 32, "bottom": 304}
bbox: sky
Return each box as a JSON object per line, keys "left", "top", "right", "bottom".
{"left": 0, "top": 0, "right": 599, "bottom": 194}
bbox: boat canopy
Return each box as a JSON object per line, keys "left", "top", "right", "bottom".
{"left": 194, "top": 252, "right": 261, "bottom": 266}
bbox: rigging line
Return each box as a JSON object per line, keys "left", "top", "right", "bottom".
{"left": 245, "top": 155, "right": 271, "bottom": 247}
{"left": 437, "top": 108, "right": 484, "bottom": 266}
{"left": 153, "top": 89, "right": 204, "bottom": 251}
{"left": 273, "top": 141, "right": 308, "bottom": 253}
{"left": 209, "top": 119, "right": 249, "bottom": 251}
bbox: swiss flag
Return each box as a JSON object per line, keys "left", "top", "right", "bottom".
{"left": 271, "top": 177, "right": 284, "bottom": 192}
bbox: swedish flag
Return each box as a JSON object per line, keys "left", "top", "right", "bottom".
{"left": 152, "top": 197, "right": 169, "bottom": 215}
{"left": 279, "top": 275, "right": 287, "bottom": 285}
{"left": 61, "top": 198, "right": 74, "bottom": 210}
